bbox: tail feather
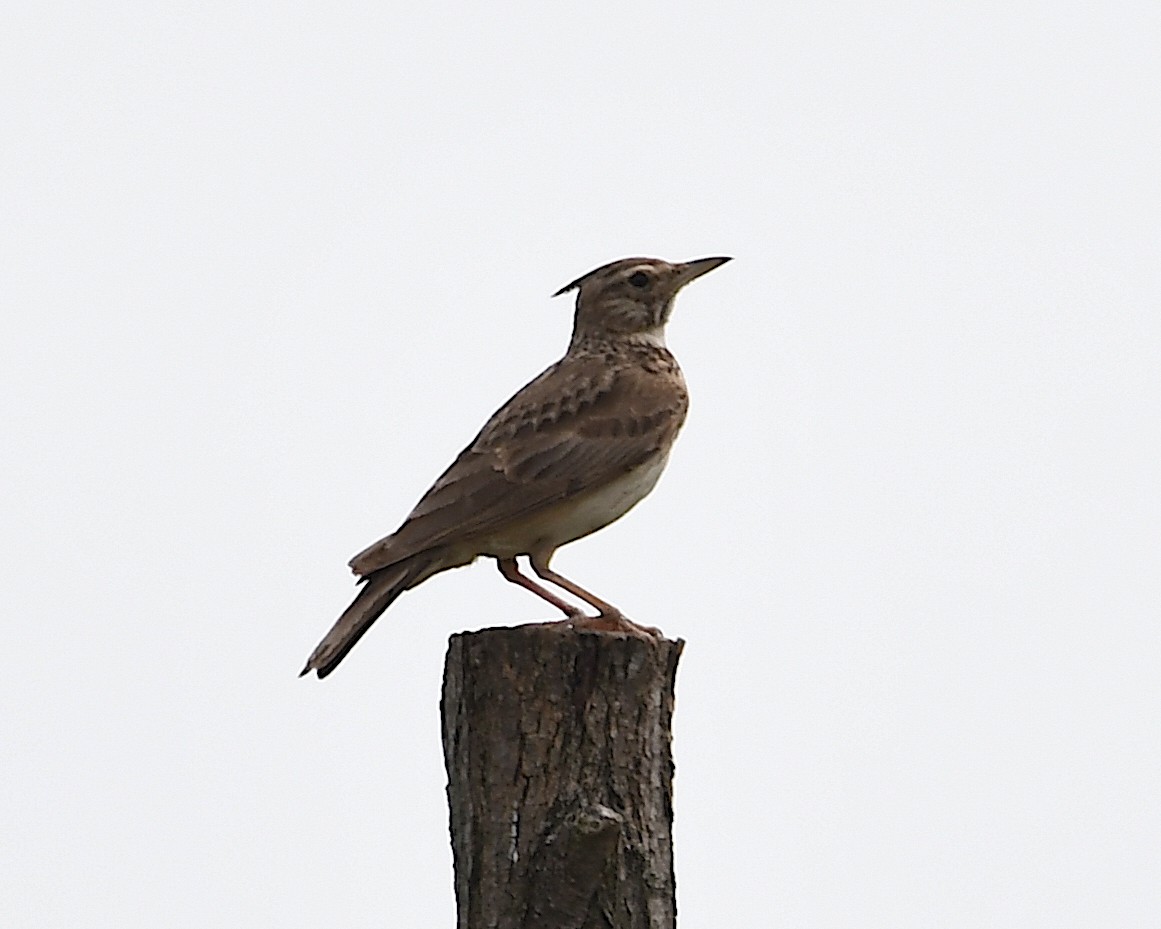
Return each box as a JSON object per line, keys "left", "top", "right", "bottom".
{"left": 300, "top": 553, "right": 440, "bottom": 679}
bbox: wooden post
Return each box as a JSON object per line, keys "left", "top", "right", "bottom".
{"left": 441, "top": 624, "right": 684, "bottom": 929}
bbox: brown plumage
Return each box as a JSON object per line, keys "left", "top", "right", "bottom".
{"left": 301, "top": 255, "right": 731, "bottom": 678}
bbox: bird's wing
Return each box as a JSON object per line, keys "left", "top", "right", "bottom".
{"left": 348, "top": 353, "right": 687, "bottom": 577}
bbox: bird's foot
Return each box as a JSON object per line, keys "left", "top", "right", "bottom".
{"left": 565, "top": 610, "right": 663, "bottom": 639}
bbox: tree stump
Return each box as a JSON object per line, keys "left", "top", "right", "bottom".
{"left": 441, "top": 624, "right": 684, "bottom": 929}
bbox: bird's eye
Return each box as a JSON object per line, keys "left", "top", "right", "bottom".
{"left": 628, "top": 271, "right": 650, "bottom": 288}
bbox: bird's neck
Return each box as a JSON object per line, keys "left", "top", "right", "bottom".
{"left": 565, "top": 333, "right": 681, "bottom": 380}
{"left": 568, "top": 326, "right": 668, "bottom": 354}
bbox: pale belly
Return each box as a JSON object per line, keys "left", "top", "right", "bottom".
{"left": 476, "top": 452, "right": 670, "bottom": 558}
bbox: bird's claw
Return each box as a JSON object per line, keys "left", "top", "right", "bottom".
{"left": 562, "top": 611, "right": 663, "bottom": 639}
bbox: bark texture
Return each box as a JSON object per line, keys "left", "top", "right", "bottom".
{"left": 441, "top": 624, "right": 684, "bottom": 929}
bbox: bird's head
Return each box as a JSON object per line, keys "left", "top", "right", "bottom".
{"left": 555, "top": 255, "right": 732, "bottom": 348}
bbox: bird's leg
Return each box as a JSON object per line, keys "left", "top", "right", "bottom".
{"left": 527, "top": 549, "right": 662, "bottom": 638}
{"left": 497, "top": 557, "right": 583, "bottom": 618}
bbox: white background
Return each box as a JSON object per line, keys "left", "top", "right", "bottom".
{"left": 3, "top": 2, "right": 1159, "bottom": 927}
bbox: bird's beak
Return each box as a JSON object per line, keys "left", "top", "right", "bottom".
{"left": 674, "top": 255, "right": 733, "bottom": 288}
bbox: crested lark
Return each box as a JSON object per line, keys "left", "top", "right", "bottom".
{"left": 301, "top": 255, "right": 731, "bottom": 678}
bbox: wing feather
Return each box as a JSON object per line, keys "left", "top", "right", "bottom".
{"left": 348, "top": 352, "right": 686, "bottom": 576}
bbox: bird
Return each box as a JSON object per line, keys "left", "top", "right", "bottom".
{"left": 300, "top": 254, "right": 732, "bottom": 678}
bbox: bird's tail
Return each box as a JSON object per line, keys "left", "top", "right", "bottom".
{"left": 300, "top": 552, "right": 441, "bottom": 679}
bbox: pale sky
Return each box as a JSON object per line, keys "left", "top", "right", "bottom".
{"left": 3, "top": 3, "right": 1159, "bottom": 927}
